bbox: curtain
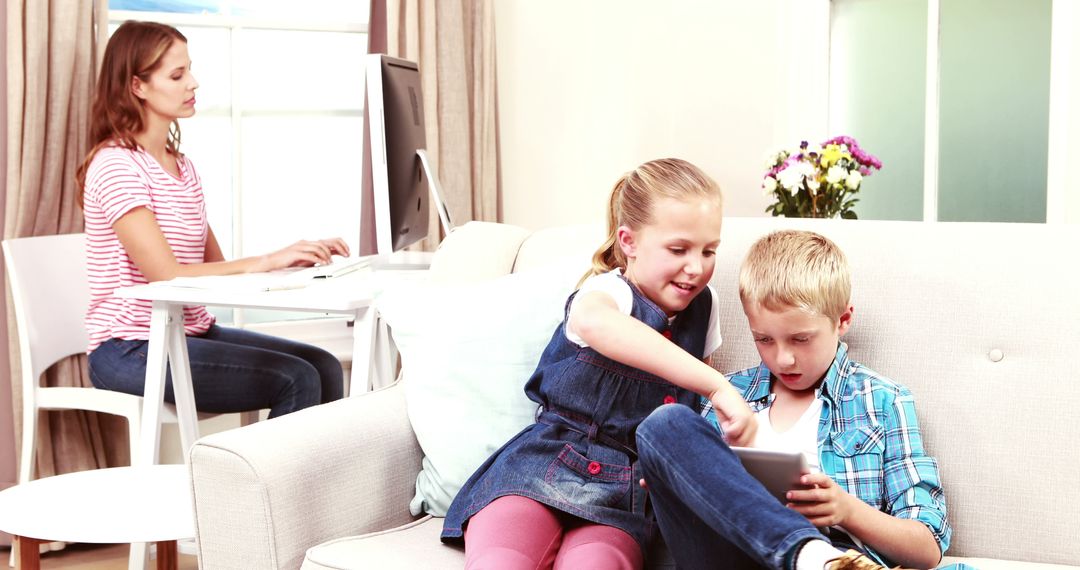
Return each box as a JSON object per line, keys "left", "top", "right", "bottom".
{"left": 379, "top": 0, "right": 501, "bottom": 250}
{"left": 3, "top": 0, "right": 127, "bottom": 480}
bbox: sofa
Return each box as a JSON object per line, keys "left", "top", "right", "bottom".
{"left": 188, "top": 217, "right": 1080, "bottom": 570}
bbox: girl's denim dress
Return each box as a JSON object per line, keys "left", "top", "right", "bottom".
{"left": 442, "top": 277, "right": 712, "bottom": 552}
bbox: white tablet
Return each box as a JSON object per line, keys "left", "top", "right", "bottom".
{"left": 730, "top": 446, "right": 808, "bottom": 504}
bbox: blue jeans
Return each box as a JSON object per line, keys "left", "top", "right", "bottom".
{"left": 636, "top": 405, "right": 827, "bottom": 570}
{"left": 88, "top": 325, "right": 344, "bottom": 418}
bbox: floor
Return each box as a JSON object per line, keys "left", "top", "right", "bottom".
{"left": 1, "top": 543, "right": 198, "bottom": 569}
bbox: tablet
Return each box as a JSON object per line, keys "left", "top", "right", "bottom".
{"left": 730, "top": 446, "right": 808, "bottom": 504}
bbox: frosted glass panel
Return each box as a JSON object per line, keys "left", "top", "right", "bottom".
{"left": 179, "top": 116, "right": 233, "bottom": 255}
{"left": 240, "top": 115, "right": 363, "bottom": 257}
{"left": 237, "top": 30, "right": 367, "bottom": 111}
{"left": 829, "top": 0, "right": 926, "bottom": 221}
{"left": 938, "top": 0, "right": 1050, "bottom": 222}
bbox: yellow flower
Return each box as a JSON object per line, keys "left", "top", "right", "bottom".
{"left": 820, "top": 144, "right": 851, "bottom": 169}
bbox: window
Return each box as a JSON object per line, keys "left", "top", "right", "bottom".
{"left": 108, "top": 1, "right": 370, "bottom": 326}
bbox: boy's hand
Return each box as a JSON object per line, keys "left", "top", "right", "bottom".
{"left": 784, "top": 472, "right": 855, "bottom": 527}
{"left": 711, "top": 389, "right": 757, "bottom": 447}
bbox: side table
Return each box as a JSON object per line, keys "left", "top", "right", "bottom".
{"left": 0, "top": 465, "right": 193, "bottom": 569}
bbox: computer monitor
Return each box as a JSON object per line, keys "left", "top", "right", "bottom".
{"left": 360, "top": 54, "right": 453, "bottom": 257}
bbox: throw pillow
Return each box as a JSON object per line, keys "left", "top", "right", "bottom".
{"left": 375, "top": 259, "right": 584, "bottom": 516}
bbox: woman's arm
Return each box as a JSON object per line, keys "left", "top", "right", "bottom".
{"left": 567, "top": 290, "right": 756, "bottom": 445}
{"left": 113, "top": 207, "right": 349, "bottom": 282}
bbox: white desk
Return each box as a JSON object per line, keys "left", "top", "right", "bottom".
{"left": 115, "top": 271, "right": 393, "bottom": 467}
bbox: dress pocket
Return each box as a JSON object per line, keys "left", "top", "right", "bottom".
{"left": 544, "top": 444, "right": 632, "bottom": 509}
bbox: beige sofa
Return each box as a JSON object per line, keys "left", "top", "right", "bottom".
{"left": 189, "top": 217, "right": 1080, "bottom": 570}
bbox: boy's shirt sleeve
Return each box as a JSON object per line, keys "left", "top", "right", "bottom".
{"left": 878, "top": 384, "right": 952, "bottom": 553}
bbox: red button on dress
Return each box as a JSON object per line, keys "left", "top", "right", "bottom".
{"left": 661, "top": 329, "right": 672, "bottom": 339}
{"left": 663, "top": 395, "right": 677, "bottom": 405}
{"left": 587, "top": 461, "right": 602, "bottom": 475}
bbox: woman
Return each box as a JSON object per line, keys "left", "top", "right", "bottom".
{"left": 76, "top": 20, "right": 345, "bottom": 418}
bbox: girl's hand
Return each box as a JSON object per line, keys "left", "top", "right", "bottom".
{"left": 710, "top": 388, "right": 757, "bottom": 447}
{"left": 252, "top": 238, "right": 351, "bottom": 272}
{"left": 784, "top": 472, "right": 854, "bottom": 528}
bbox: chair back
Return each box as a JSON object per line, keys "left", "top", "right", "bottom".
{"left": 2, "top": 234, "right": 91, "bottom": 382}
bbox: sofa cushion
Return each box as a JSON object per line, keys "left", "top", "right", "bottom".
{"left": 375, "top": 259, "right": 584, "bottom": 516}
{"left": 301, "top": 517, "right": 462, "bottom": 570}
{"left": 300, "top": 516, "right": 682, "bottom": 570}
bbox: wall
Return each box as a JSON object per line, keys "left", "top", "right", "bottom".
{"left": 494, "top": 0, "right": 791, "bottom": 230}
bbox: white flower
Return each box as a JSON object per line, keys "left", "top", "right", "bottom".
{"left": 763, "top": 150, "right": 782, "bottom": 169}
{"left": 776, "top": 166, "right": 803, "bottom": 193}
{"left": 762, "top": 176, "right": 778, "bottom": 195}
{"left": 806, "top": 176, "right": 821, "bottom": 195}
{"left": 845, "top": 170, "right": 862, "bottom": 189}
{"left": 805, "top": 143, "right": 823, "bottom": 156}
{"left": 825, "top": 165, "right": 846, "bottom": 185}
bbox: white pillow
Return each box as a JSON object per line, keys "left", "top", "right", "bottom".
{"left": 375, "top": 259, "right": 584, "bottom": 516}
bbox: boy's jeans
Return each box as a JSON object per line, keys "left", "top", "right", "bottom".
{"left": 636, "top": 404, "right": 826, "bottom": 570}
{"left": 88, "top": 324, "right": 343, "bottom": 419}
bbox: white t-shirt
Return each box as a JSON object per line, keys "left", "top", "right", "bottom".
{"left": 565, "top": 269, "right": 722, "bottom": 359}
{"left": 752, "top": 398, "right": 823, "bottom": 473}
{"left": 83, "top": 145, "right": 216, "bottom": 352}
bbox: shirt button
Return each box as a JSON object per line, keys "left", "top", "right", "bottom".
{"left": 663, "top": 395, "right": 676, "bottom": 405}
{"left": 661, "top": 329, "right": 672, "bottom": 339}
{"left": 587, "top": 461, "right": 602, "bottom": 475}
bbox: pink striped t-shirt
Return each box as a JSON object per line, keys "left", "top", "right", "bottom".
{"left": 83, "top": 144, "right": 215, "bottom": 352}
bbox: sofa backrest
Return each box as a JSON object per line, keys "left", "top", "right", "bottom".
{"left": 432, "top": 218, "right": 1080, "bottom": 565}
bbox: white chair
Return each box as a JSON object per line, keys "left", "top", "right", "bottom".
{"left": 2, "top": 233, "right": 256, "bottom": 569}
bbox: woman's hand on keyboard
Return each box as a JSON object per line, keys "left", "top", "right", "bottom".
{"left": 251, "top": 238, "right": 351, "bottom": 272}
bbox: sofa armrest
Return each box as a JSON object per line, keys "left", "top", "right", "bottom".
{"left": 189, "top": 382, "right": 423, "bottom": 570}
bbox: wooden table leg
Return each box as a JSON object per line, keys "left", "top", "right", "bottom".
{"left": 156, "top": 540, "right": 178, "bottom": 570}
{"left": 13, "top": 536, "right": 42, "bottom": 570}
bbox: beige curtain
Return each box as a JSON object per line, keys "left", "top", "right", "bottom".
{"left": 4, "top": 0, "right": 127, "bottom": 479}
{"left": 384, "top": 0, "right": 501, "bottom": 249}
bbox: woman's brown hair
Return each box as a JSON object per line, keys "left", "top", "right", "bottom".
{"left": 75, "top": 21, "right": 187, "bottom": 205}
{"left": 579, "top": 158, "right": 723, "bottom": 287}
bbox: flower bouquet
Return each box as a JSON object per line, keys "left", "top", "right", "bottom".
{"left": 762, "top": 135, "right": 882, "bottom": 219}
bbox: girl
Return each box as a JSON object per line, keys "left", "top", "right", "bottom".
{"left": 77, "top": 21, "right": 346, "bottom": 419}
{"left": 441, "top": 158, "right": 757, "bottom": 569}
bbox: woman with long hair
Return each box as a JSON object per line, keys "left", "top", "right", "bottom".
{"left": 77, "top": 21, "right": 345, "bottom": 418}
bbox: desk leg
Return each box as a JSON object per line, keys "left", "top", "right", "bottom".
{"left": 14, "top": 536, "right": 41, "bottom": 570}
{"left": 137, "top": 303, "right": 171, "bottom": 466}
{"left": 349, "top": 307, "right": 378, "bottom": 395}
{"left": 137, "top": 303, "right": 200, "bottom": 467}
{"left": 165, "top": 304, "right": 199, "bottom": 456}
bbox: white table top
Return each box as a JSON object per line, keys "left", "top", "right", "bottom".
{"left": 0, "top": 465, "right": 194, "bottom": 543}
{"left": 114, "top": 270, "right": 378, "bottom": 313}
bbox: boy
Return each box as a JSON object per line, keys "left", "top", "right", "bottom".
{"left": 636, "top": 230, "right": 959, "bottom": 570}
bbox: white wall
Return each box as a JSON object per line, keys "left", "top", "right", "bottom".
{"left": 495, "top": 0, "right": 795, "bottom": 230}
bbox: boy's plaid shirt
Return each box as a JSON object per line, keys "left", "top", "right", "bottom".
{"left": 700, "top": 341, "right": 952, "bottom": 560}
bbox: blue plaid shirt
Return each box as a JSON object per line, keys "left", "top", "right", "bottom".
{"left": 701, "top": 342, "right": 954, "bottom": 566}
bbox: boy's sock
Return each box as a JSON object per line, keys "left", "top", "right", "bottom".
{"left": 793, "top": 539, "right": 846, "bottom": 570}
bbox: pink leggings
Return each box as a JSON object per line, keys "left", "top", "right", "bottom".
{"left": 463, "top": 495, "right": 644, "bottom": 570}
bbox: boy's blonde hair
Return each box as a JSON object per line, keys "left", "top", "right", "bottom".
{"left": 581, "top": 158, "right": 722, "bottom": 286}
{"left": 739, "top": 230, "right": 850, "bottom": 321}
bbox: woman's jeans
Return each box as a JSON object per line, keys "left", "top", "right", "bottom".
{"left": 88, "top": 325, "right": 344, "bottom": 419}
{"left": 636, "top": 404, "right": 828, "bottom": 570}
